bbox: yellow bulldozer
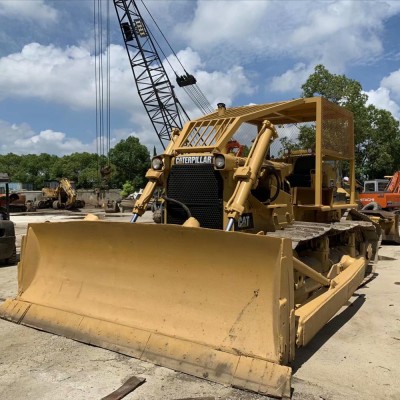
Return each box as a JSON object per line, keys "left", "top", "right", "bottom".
{"left": 0, "top": 97, "right": 379, "bottom": 398}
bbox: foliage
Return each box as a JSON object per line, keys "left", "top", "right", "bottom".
{"left": 109, "top": 136, "right": 150, "bottom": 189}
{"left": 120, "top": 181, "right": 135, "bottom": 198}
{"left": 278, "top": 126, "right": 315, "bottom": 156}
{"left": 300, "top": 64, "right": 400, "bottom": 178}
{"left": 241, "top": 145, "right": 250, "bottom": 157}
{"left": 278, "top": 137, "right": 300, "bottom": 156}
{"left": 0, "top": 136, "right": 151, "bottom": 190}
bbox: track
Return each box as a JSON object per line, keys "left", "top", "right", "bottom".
{"left": 267, "top": 212, "right": 381, "bottom": 283}
{"left": 267, "top": 219, "right": 377, "bottom": 249}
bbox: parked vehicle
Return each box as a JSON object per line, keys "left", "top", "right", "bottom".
{"left": 0, "top": 173, "right": 17, "bottom": 265}
{"left": 119, "top": 190, "right": 143, "bottom": 213}
{"left": 0, "top": 192, "right": 27, "bottom": 212}
{"left": 358, "top": 173, "right": 400, "bottom": 242}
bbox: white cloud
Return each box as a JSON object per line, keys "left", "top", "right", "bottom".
{"left": 0, "top": 43, "right": 139, "bottom": 111}
{"left": 0, "top": 120, "right": 96, "bottom": 156}
{"left": 269, "top": 0, "right": 400, "bottom": 93}
{"left": 194, "top": 66, "right": 254, "bottom": 106}
{"left": 163, "top": 47, "right": 255, "bottom": 116}
{"left": 180, "top": 1, "right": 271, "bottom": 50}
{"left": 289, "top": 1, "right": 387, "bottom": 68}
{"left": 0, "top": 117, "right": 157, "bottom": 157}
{"left": 0, "top": 0, "right": 58, "bottom": 23}
{"left": 269, "top": 63, "right": 312, "bottom": 94}
{"left": 0, "top": 42, "right": 254, "bottom": 117}
{"left": 178, "top": 1, "right": 400, "bottom": 94}
{"left": 365, "top": 87, "right": 400, "bottom": 119}
{"left": 183, "top": 1, "right": 400, "bottom": 65}
{"left": 364, "top": 67, "right": 400, "bottom": 120}
{"left": 381, "top": 70, "right": 400, "bottom": 99}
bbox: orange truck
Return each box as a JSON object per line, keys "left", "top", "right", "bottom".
{"left": 359, "top": 172, "right": 400, "bottom": 210}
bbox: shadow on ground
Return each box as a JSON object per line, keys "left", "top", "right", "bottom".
{"left": 292, "top": 293, "right": 366, "bottom": 373}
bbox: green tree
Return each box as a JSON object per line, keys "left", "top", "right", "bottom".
{"left": 278, "top": 137, "right": 300, "bottom": 156}
{"left": 120, "top": 181, "right": 135, "bottom": 198}
{"left": 48, "top": 152, "right": 101, "bottom": 188}
{"left": 0, "top": 153, "right": 22, "bottom": 180}
{"left": 0, "top": 152, "right": 101, "bottom": 189}
{"left": 109, "top": 136, "right": 150, "bottom": 189}
{"left": 301, "top": 65, "right": 400, "bottom": 178}
{"left": 0, "top": 136, "right": 151, "bottom": 190}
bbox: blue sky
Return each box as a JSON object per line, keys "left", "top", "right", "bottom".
{"left": 0, "top": 0, "right": 399, "bottom": 156}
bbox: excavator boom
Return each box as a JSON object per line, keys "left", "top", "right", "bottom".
{"left": 38, "top": 178, "right": 85, "bottom": 210}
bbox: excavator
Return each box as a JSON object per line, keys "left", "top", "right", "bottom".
{"left": 37, "top": 178, "right": 85, "bottom": 210}
{"left": 0, "top": 97, "right": 379, "bottom": 398}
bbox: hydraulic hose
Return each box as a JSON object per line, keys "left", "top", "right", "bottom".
{"left": 267, "top": 168, "right": 281, "bottom": 203}
{"left": 162, "top": 195, "right": 192, "bottom": 219}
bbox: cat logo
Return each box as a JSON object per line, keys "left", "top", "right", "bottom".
{"left": 175, "top": 156, "right": 213, "bottom": 165}
{"left": 236, "top": 213, "right": 254, "bottom": 230}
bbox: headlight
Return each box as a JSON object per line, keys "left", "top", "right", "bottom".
{"left": 152, "top": 157, "right": 163, "bottom": 170}
{"left": 214, "top": 154, "right": 225, "bottom": 169}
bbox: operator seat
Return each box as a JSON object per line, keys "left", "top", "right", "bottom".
{"left": 286, "top": 155, "right": 315, "bottom": 188}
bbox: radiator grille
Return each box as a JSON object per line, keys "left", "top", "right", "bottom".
{"left": 166, "top": 164, "right": 223, "bottom": 229}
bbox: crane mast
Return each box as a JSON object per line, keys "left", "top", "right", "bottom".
{"left": 113, "top": 0, "right": 189, "bottom": 149}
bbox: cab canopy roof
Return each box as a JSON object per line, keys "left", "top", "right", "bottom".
{"left": 0, "top": 173, "right": 10, "bottom": 183}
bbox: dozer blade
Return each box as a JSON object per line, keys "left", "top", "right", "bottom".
{"left": 0, "top": 222, "right": 293, "bottom": 398}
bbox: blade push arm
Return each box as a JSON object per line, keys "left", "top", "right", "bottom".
{"left": 131, "top": 128, "right": 180, "bottom": 222}
{"left": 225, "top": 120, "right": 278, "bottom": 231}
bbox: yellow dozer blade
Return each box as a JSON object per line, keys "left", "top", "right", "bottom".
{"left": 1, "top": 221, "right": 294, "bottom": 398}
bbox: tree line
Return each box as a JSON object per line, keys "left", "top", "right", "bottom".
{"left": 0, "top": 136, "right": 150, "bottom": 191}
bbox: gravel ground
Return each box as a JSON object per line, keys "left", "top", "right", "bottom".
{"left": 0, "top": 211, "right": 399, "bottom": 400}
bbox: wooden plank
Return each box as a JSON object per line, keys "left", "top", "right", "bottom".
{"left": 101, "top": 376, "right": 145, "bottom": 400}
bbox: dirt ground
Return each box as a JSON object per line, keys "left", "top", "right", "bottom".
{"left": 0, "top": 211, "right": 399, "bottom": 400}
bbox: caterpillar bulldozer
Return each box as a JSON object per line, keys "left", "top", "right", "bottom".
{"left": 0, "top": 97, "right": 379, "bottom": 398}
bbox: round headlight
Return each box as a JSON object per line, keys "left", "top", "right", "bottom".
{"left": 214, "top": 154, "right": 225, "bottom": 169}
{"left": 152, "top": 157, "right": 163, "bottom": 170}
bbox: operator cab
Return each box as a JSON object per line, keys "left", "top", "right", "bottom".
{"left": 363, "top": 179, "right": 389, "bottom": 193}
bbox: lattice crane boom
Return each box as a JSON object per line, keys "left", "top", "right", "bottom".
{"left": 113, "top": 0, "right": 189, "bottom": 149}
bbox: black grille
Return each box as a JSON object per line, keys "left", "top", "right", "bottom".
{"left": 166, "top": 164, "right": 223, "bottom": 229}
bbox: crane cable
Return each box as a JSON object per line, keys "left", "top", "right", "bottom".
{"left": 145, "top": 23, "right": 213, "bottom": 116}
{"left": 93, "top": 0, "right": 111, "bottom": 183}
{"left": 139, "top": 0, "right": 214, "bottom": 116}
{"left": 144, "top": 27, "right": 190, "bottom": 122}
{"left": 183, "top": 85, "right": 213, "bottom": 114}
{"left": 107, "top": 0, "right": 111, "bottom": 158}
{"left": 93, "top": 0, "right": 99, "bottom": 181}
